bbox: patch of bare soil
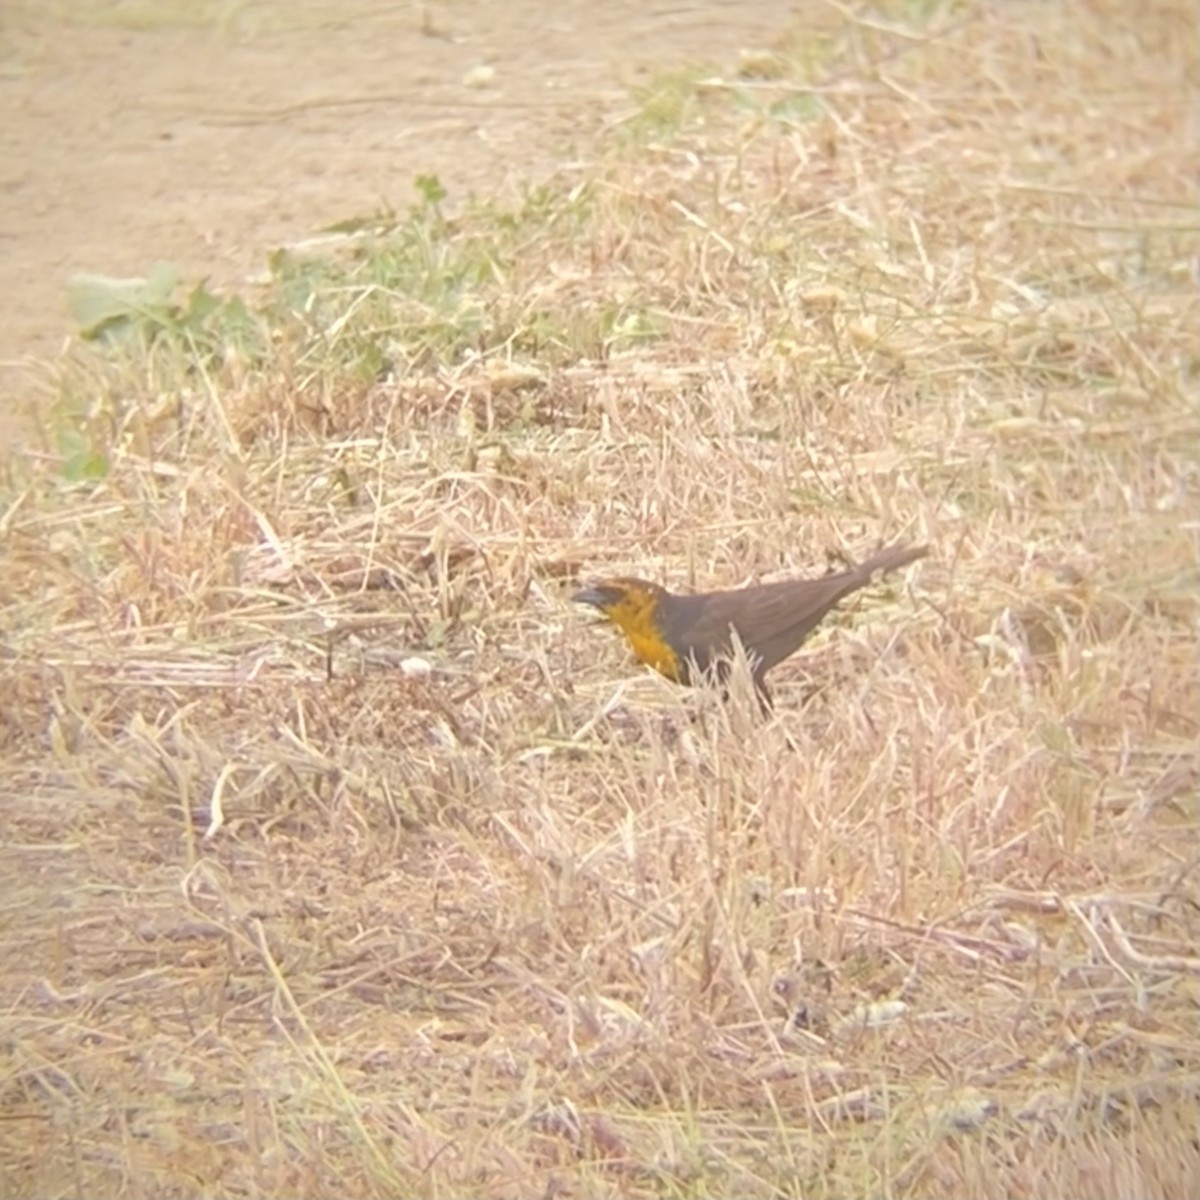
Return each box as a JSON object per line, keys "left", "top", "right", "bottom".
{"left": 0, "top": 0, "right": 788, "bottom": 442}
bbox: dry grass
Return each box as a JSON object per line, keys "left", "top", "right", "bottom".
{"left": 3, "top": 2, "right": 1199, "bottom": 1197}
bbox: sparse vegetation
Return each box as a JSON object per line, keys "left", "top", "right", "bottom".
{"left": 2, "top": 3, "right": 1197, "bottom": 1198}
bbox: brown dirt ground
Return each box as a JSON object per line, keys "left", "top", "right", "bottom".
{"left": 0, "top": 0, "right": 790, "bottom": 445}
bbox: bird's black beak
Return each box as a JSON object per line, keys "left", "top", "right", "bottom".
{"left": 571, "top": 584, "right": 616, "bottom": 610}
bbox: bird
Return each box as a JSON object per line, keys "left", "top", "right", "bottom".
{"left": 572, "top": 542, "right": 927, "bottom": 708}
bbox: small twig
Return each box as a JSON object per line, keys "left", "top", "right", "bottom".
{"left": 1104, "top": 911, "right": 1200, "bottom": 976}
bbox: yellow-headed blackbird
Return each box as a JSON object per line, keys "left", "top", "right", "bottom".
{"left": 572, "top": 542, "right": 926, "bottom": 705}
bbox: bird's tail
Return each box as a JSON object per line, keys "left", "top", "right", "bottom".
{"left": 858, "top": 542, "right": 929, "bottom": 579}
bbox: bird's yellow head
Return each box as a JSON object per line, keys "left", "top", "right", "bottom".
{"left": 571, "top": 577, "right": 682, "bottom": 682}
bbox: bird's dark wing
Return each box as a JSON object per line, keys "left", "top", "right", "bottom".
{"left": 668, "top": 543, "right": 927, "bottom": 679}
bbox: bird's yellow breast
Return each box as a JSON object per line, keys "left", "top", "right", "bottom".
{"left": 622, "top": 625, "right": 682, "bottom": 681}
{"left": 598, "top": 587, "right": 683, "bottom": 682}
